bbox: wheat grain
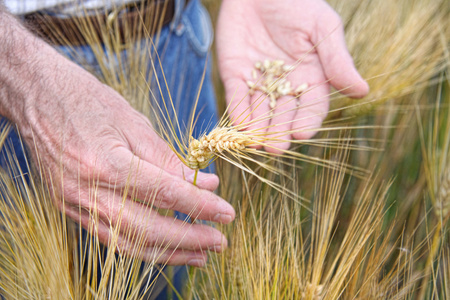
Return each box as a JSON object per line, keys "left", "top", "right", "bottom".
{"left": 246, "top": 60, "right": 308, "bottom": 102}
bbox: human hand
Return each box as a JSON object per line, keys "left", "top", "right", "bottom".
{"left": 216, "top": 0, "right": 369, "bottom": 153}
{"left": 0, "top": 16, "right": 234, "bottom": 267}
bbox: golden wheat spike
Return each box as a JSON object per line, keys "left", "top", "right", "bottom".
{"left": 187, "top": 127, "right": 253, "bottom": 170}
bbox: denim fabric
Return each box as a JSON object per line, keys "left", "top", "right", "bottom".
{"left": 155, "top": 0, "right": 218, "bottom": 140}
{"left": 0, "top": 0, "right": 217, "bottom": 298}
{"left": 54, "top": 0, "right": 218, "bottom": 142}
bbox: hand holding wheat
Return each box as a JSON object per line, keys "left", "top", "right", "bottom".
{"left": 216, "top": 0, "right": 369, "bottom": 153}
{"left": 0, "top": 10, "right": 235, "bottom": 267}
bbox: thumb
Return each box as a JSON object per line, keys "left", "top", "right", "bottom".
{"left": 313, "top": 12, "right": 369, "bottom": 98}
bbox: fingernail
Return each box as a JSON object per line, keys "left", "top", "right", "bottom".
{"left": 188, "top": 258, "right": 206, "bottom": 267}
{"left": 214, "top": 213, "right": 232, "bottom": 224}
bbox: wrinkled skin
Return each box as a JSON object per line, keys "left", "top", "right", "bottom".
{"left": 0, "top": 0, "right": 368, "bottom": 267}
{"left": 23, "top": 61, "right": 235, "bottom": 266}
{"left": 0, "top": 9, "right": 234, "bottom": 267}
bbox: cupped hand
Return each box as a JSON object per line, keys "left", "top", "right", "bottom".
{"left": 17, "top": 51, "right": 235, "bottom": 267}
{"left": 217, "top": 0, "right": 369, "bottom": 153}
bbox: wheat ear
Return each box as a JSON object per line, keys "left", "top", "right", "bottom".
{"left": 187, "top": 127, "right": 253, "bottom": 170}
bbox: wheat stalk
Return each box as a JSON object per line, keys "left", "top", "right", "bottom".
{"left": 436, "top": 166, "right": 450, "bottom": 219}
{"left": 329, "top": 0, "right": 448, "bottom": 117}
{"left": 190, "top": 147, "right": 423, "bottom": 299}
{"left": 1, "top": 0, "right": 448, "bottom": 298}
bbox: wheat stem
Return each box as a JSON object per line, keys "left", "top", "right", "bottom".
{"left": 193, "top": 170, "right": 199, "bottom": 186}
{"left": 417, "top": 221, "right": 442, "bottom": 300}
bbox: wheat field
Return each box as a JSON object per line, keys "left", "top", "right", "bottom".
{"left": 0, "top": 0, "right": 449, "bottom": 299}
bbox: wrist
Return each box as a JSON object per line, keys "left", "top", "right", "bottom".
{"left": 0, "top": 8, "right": 64, "bottom": 127}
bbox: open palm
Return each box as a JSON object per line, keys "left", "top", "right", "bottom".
{"left": 217, "top": 0, "right": 369, "bottom": 153}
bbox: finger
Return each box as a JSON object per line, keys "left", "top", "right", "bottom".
{"left": 123, "top": 157, "right": 235, "bottom": 224}
{"left": 184, "top": 168, "right": 219, "bottom": 191}
{"left": 96, "top": 146, "right": 234, "bottom": 223}
{"left": 117, "top": 239, "right": 209, "bottom": 267}
{"left": 313, "top": 12, "right": 369, "bottom": 98}
{"left": 292, "top": 83, "right": 330, "bottom": 140}
{"left": 222, "top": 78, "right": 252, "bottom": 127}
{"left": 62, "top": 194, "right": 229, "bottom": 253}
{"left": 264, "top": 95, "right": 297, "bottom": 154}
{"left": 62, "top": 204, "right": 210, "bottom": 266}
{"left": 137, "top": 213, "right": 228, "bottom": 253}
{"left": 247, "top": 91, "right": 271, "bottom": 149}
{"left": 139, "top": 146, "right": 220, "bottom": 192}
{"left": 123, "top": 127, "right": 220, "bottom": 192}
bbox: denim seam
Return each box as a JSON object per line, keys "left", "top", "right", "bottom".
{"left": 182, "top": 4, "right": 213, "bottom": 57}
{"left": 170, "top": 0, "right": 185, "bottom": 31}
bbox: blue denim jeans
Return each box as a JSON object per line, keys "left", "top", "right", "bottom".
{"left": 58, "top": 0, "right": 218, "bottom": 140}
{"left": 1, "top": 0, "right": 218, "bottom": 165}
{"left": 0, "top": 0, "right": 217, "bottom": 298}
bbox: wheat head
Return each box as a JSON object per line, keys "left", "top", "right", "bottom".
{"left": 187, "top": 126, "right": 253, "bottom": 170}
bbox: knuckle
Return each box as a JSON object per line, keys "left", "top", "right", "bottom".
{"left": 154, "top": 179, "right": 180, "bottom": 210}
{"left": 160, "top": 151, "right": 183, "bottom": 172}
{"left": 155, "top": 249, "right": 173, "bottom": 265}
{"left": 98, "top": 147, "right": 133, "bottom": 184}
{"left": 78, "top": 151, "right": 109, "bottom": 180}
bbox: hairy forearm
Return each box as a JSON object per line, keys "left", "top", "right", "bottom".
{"left": 0, "top": 5, "right": 65, "bottom": 126}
